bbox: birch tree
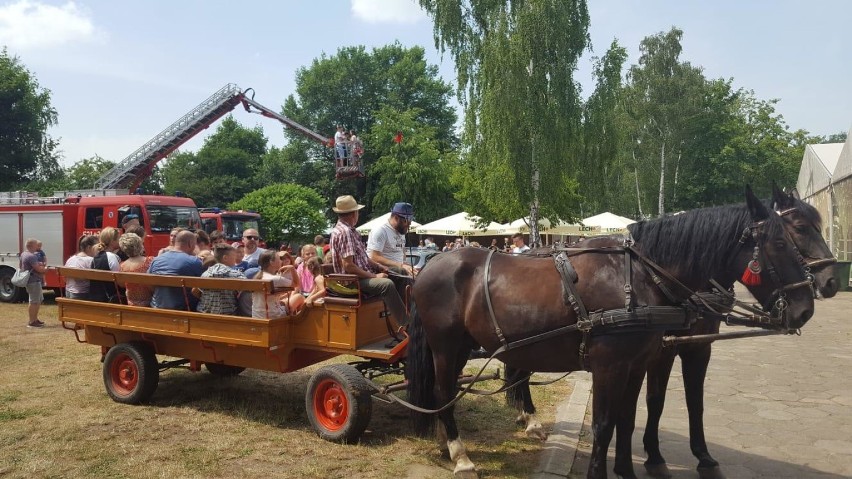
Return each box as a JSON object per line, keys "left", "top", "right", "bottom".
{"left": 420, "top": 0, "right": 590, "bottom": 246}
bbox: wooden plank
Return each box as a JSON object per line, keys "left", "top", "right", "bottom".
{"left": 56, "top": 267, "right": 276, "bottom": 293}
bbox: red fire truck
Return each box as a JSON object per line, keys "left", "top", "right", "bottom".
{"left": 0, "top": 191, "right": 200, "bottom": 302}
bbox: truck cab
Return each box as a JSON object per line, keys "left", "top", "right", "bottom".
{"left": 200, "top": 208, "right": 263, "bottom": 244}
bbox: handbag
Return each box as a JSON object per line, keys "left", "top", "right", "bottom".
{"left": 11, "top": 269, "right": 30, "bottom": 287}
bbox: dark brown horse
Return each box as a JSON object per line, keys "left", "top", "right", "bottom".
{"left": 406, "top": 188, "right": 815, "bottom": 478}
{"left": 641, "top": 186, "right": 837, "bottom": 479}
{"left": 502, "top": 185, "right": 837, "bottom": 478}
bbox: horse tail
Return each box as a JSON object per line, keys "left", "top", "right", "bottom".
{"left": 504, "top": 365, "right": 525, "bottom": 410}
{"left": 405, "top": 298, "right": 436, "bottom": 436}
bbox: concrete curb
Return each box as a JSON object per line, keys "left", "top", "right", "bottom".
{"left": 532, "top": 371, "right": 593, "bottom": 479}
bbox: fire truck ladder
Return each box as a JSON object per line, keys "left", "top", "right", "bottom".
{"left": 94, "top": 84, "right": 246, "bottom": 191}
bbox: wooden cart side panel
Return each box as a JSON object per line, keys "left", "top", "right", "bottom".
{"left": 59, "top": 300, "right": 273, "bottom": 347}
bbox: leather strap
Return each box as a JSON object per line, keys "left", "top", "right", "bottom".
{"left": 483, "top": 249, "right": 508, "bottom": 349}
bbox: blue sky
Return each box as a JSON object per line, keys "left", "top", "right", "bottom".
{"left": 1, "top": 0, "right": 850, "bottom": 168}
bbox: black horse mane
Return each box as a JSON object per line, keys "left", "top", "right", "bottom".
{"left": 628, "top": 203, "right": 784, "bottom": 280}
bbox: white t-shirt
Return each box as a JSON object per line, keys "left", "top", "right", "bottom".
{"left": 366, "top": 222, "right": 405, "bottom": 264}
{"left": 251, "top": 271, "right": 293, "bottom": 319}
{"left": 64, "top": 254, "right": 94, "bottom": 294}
{"left": 512, "top": 245, "right": 530, "bottom": 255}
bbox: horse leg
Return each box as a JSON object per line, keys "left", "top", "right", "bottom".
{"left": 642, "top": 350, "right": 677, "bottom": 479}
{"left": 680, "top": 345, "right": 725, "bottom": 479}
{"left": 434, "top": 351, "right": 477, "bottom": 476}
{"left": 505, "top": 367, "right": 545, "bottom": 440}
{"left": 612, "top": 366, "right": 646, "bottom": 479}
{"left": 587, "top": 369, "right": 623, "bottom": 479}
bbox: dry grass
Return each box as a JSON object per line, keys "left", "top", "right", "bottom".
{"left": 0, "top": 297, "right": 572, "bottom": 478}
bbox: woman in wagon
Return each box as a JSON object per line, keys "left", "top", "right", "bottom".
{"left": 90, "top": 227, "right": 123, "bottom": 303}
{"left": 63, "top": 234, "right": 99, "bottom": 300}
{"left": 197, "top": 243, "right": 246, "bottom": 315}
{"left": 119, "top": 233, "right": 154, "bottom": 306}
{"left": 251, "top": 249, "right": 303, "bottom": 319}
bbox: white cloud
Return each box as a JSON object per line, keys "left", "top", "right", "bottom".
{"left": 351, "top": 0, "right": 427, "bottom": 24}
{"left": 0, "top": 0, "right": 97, "bottom": 50}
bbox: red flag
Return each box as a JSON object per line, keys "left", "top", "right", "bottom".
{"left": 394, "top": 131, "right": 403, "bottom": 144}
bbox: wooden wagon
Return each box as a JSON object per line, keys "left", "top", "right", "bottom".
{"left": 56, "top": 267, "right": 408, "bottom": 442}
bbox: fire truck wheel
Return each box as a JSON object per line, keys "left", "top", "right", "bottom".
{"left": 103, "top": 342, "right": 159, "bottom": 404}
{"left": 204, "top": 363, "right": 246, "bottom": 376}
{"left": 0, "top": 268, "right": 25, "bottom": 303}
{"left": 305, "top": 364, "right": 373, "bottom": 443}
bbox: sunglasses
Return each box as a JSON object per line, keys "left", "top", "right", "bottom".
{"left": 243, "top": 235, "right": 259, "bottom": 240}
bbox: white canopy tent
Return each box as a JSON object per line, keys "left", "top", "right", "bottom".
{"left": 355, "top": 212, "right": 421, "bottom": 236}
{"left": 502, "top": 217, "right": 601, "bottom": 235}
{"left": 796, "top": 129, "right": 852, "bottom": 260}
{"left": 415, "top": 212, "right": 506, "bottom": 237}
{"left": 581, "top": 212, "right": 635, "bottom": 234}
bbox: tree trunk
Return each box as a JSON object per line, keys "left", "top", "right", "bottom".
{"left": 529, "top": 144, "right": 541, "bottom": 248}
{"left": 657, "top": 141, "right": 666, "bottom": 217}
{"left": 673, "top": 150, "right": 681, "bottom": 205}
{"left": 632, "top": 149, "right": 643, "bottom": 217}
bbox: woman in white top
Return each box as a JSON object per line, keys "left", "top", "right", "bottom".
{"left": 251, "top": 250, "right": 303, "bottom": 319}
{"left": 64, "top": 235, "right": 99, "bottom": 299}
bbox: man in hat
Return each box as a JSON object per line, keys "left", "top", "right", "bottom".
{"left": 367, "top": 202, "right": 415, "bottom": 276}
{"left": 330, "top": 195, "right": 409, "bottom": 328}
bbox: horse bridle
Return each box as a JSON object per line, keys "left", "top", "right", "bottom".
{"left": 776, "top": 207, "right": 838, "bottom": 278}
{"left": 738, "top": 219, "right": 814, "bottom": 327}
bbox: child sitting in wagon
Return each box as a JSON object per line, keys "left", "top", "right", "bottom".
{"left": 197, "top": 244, "right": 246, "bottom": 315}
{"left": 251, "top": 250, "right": 303, "bottom": 319}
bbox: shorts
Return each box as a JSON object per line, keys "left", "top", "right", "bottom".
{"left": 26, "top": 282, "right": 44, "bottom": 303}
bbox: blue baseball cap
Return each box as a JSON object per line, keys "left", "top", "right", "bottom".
{"left": 391, "top": 202, "right": 414, "bottom": 220}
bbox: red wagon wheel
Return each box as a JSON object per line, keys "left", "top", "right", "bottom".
{"left": 102, "top": 342, "right": 159, "bottom": 404}
{"left": 306, "top": 364, "right": 373, "bottom": 443}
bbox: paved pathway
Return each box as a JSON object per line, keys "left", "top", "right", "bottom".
{"left": 570, "top": 288, "right": 852, "bottom": 478}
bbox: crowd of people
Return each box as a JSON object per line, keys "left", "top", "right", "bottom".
{"left": 431, "top": 233, "right": 529, "bottom": 254}
{"left": 19, "top": 195, "right": 532, "bottom": 330}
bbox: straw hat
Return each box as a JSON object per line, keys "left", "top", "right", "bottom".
{"left": 332, "top": 195, "right": 365, "bottom": 214}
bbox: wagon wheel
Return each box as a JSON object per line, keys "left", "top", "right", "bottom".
{"left": 305, "top": 364, "right": 374, "bottom": 443}
{"left": 204, "top": 363, "right": 246, "bottom": 377}
{"left": 102, "top": 342, "right": 159, "bottom": 404}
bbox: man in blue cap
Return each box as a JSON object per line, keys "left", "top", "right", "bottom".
{"left": 367, "top": 202, "right": 416, "bottom": 277}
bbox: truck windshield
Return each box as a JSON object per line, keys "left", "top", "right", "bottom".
{"left": 147, "top": 206, "right": 202, "bottom": 233}
{"left": 223, "top": 216, "right": 261, "bottom": 241}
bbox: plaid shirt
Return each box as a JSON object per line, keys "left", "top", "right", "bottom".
{"left": 197, "top": 263, "right": 246, "bottom": 314}
{"left": 331, "top": 219, "right": 374, "bottom": 275}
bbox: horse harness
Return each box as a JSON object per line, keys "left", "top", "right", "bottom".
{"left": 480, "top": 218, "right": 815, "bottom": 369}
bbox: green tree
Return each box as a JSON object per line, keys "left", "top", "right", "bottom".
{"left": 368, "top": 107, "right": 458, "bottom": 223}
{"left": 822, "top": 132, "right": 848, "bottom": 144}
{"left": 282, "top": 43, "right": 457, "bottom": 218}
{"left": 66, "top": 155, "right": 115, "bottom": 188}
{"left": 0, "top": 49, "right": 60, "bottom": 191}
{"left": 230, "top": 183, "right": 328, "bottom": 246}
{"left": 161, "top": 116, "right": 267, "bottom": 206}
{"left": 624, "top": 28, "right": 709, "bottom": 216}
{"left": 419, "top": 0, "right": 591, "bottom": 245}
{"left": 579, "top": 40, "right": 631, "bottom": 216}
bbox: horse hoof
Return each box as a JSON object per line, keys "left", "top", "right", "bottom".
{"left": 453, "top": 466, "right": 478, "bottom": 478}
{"left": 525, "top": 423, "right": 547, "bottom": 441}
{"left": 644, "top": 463, "right": 672, "bottom": 479}
{"left": 697, "top": 466, "right": 726, "bottom": 479}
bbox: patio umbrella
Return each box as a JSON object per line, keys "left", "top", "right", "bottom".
{"left": 356, "top": 212, "right": 421, "bottom": 236}
{"left": 415, "top": 212, "right": 506, "bottom": 237}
